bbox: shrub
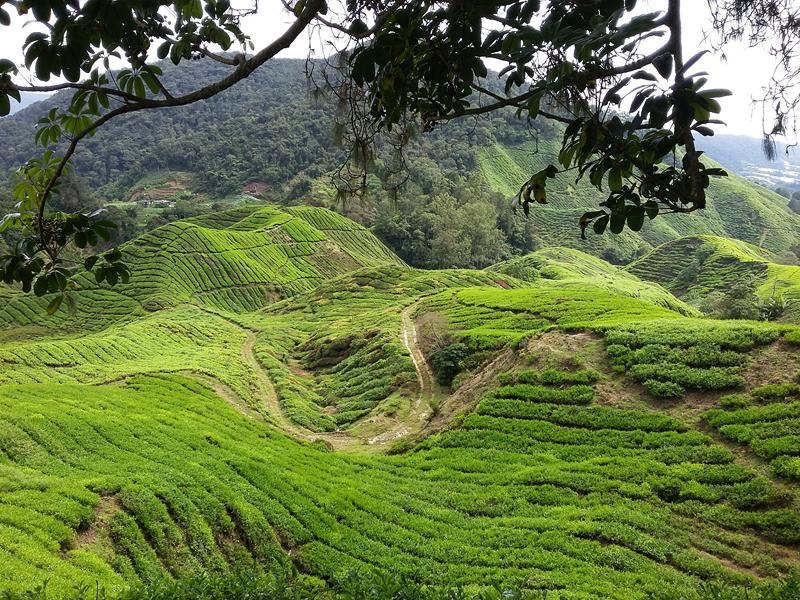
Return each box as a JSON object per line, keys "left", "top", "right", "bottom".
{"left": 631, "top": 363, "right": 745, "bottom": 391}
{"left": 7, "top": 570, "right": 800, "bottom": 600}
{"left": 644, "top": 379, "right": 685, "bottom": 398}
{"left": 650, "top": 477, "right": 682, "bottom": 502}
{"left": 489, "top": 383, "right": 595, "bottom": 405}
{"left": 727, "top": 477, "right": 786, "bottom": 509}
{"left": 750, "top": 436, "right": 800, "bottom": 460}
{"left": 751, "top": 384, "right": 800, "bottom": 403}
{"left": 719, "top": 394, "right": 752, "bottom": 409}
{"left": 429, "top": 343, "right": 470, "bottom": 386}
{"left": 515, "top": 369, "right": 601, "bottom": 385}
{"left": 772, "top": 455, "right": 800, "bottom": 480}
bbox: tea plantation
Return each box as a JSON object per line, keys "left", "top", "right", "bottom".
{"left": 479, "top": 139, "right": 800, "bottom": 262}
{"left": 627, "top": 236, "right": 800, "bottom": 322}
{"left": 1, "top": 206, "right": 800, "bottom": 599}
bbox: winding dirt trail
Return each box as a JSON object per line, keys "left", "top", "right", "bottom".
{"left": 198, "top": 304, "right": 436, "bottom": 451}
{"left": 366, "top": 306, "right": 436, "bottom": 445}
{"left": 402, "top": 305, "right": 436, "bottom": 409}
{"left": 241, "top": 331, "right": 294, "bottom": 431}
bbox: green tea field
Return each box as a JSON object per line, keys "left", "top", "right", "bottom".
{"left": 1, "top": 206, "right": 800, "bottom": 599}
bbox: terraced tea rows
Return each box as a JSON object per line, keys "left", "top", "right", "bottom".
{"left": 627, "top": 236, "right": 800, "bottom": 322}
{"left": 0, "top": 307, "right": 261, "bottom": 401}
{"left": 604, "top": 320, "right": 787, "bottom": 398}
{"left": 415, "top": 285, "right": 685, "bottom": 350}
{"left": 0, "top": 205, "right": 404, "bottom": 333}
{"left": 2, "top": 359, "right": 799, "bottom": 599}
{"left": 252, "top": 267, "right": 528, "bottom": 431}
{"left": 3, "top": 206, "right": 800, "bottom": 598}
{"left": 489, "top": 247, "right": 699, "bottom": 315}
{"left": 706, "top": 384, "right": 800, "bottom": 481}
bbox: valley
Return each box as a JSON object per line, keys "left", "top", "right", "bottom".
{"left": 0, "top": 204, "right": 799, "bottom": 598}
{"left": 2, "top": 21, "right": 800, "bottom": 595}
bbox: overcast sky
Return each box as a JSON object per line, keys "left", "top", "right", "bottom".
{"left": 0, "top": 1, "right": 781, "bottom": 138}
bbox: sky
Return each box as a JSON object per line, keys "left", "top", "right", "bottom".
{"left": 0, "top": 1, "right": 783, "bottom": 138}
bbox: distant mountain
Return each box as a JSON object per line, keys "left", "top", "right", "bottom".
{"left": 696, "top": 133, "right": 800, "bottom": 190}
{"left": 479, "top": 136, "right": 800, "bottom": 260}
{"left": 4, "top": 91, "right": 52, "bottom": 116}
{"left": 0, "top": 59, "right": 798, "bottom": 264}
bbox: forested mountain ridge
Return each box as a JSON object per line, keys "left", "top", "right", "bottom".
{"left": 2, "top": 59, "right": 799, "bottom": 268}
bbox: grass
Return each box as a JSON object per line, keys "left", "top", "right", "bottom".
{"left": 2, "top": 208, "right": 800, "bottom": 598}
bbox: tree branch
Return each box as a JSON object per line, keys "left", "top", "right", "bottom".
{"left": 199, "top": 47, "right": 243, "bottom": 66}
{"left": 8, "top": 82, "right": 143, "bottom": 104}
{"left": 35, "top": 0, "right": 326, "bottom": 242}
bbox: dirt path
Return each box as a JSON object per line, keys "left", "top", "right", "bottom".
{"left": 366, "top": 306, "right": 435, "bottom": 445}
{"left": 240, "top": 331, "right": 293, "bottom": 430}
{"left": 238, "top": 330, "right": 356, "bottom": 450}
{"left": 194, "top": 304, "right": 437, "bottom": 451}
{"left": 402, "top": 306, "right": 435, "bottom": 411}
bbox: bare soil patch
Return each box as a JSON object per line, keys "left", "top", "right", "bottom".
{"left": 73, "top": 495, "right": 123, "bottom": 548}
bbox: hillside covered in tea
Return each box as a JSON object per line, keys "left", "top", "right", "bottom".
{"left": 2, "top": 59, "right": 800, "bottom": 268}
{"left": 1, "top": 205, "right": 800, "bottom": 599}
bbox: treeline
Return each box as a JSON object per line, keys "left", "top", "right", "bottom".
{"left": 0, "top": 58, "right": 542, "bottom": 199}
{"left": 0, "top": 58, "right": 552, "bottom": 269}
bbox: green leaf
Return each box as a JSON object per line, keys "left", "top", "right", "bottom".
{"left": 84, "top": 255, "right": 99, "bottom": 270}
{"left": 593, "top": 215, "right": 609, "bottom": 235}
{"left": 610, "top": 210, "right": 626, "bottom": 234}
{"left": 0, "top": 58, "right": 16, "bottom": 74}
{"left": 157, "top": 41, "right": 171, "bottom": 60}
{"left": 33, "top": 275, "right": 49, "bottom": 297}
{"left": 141, "top": 72, "right": 161, "bottom": 95}
{"left": 680, "top": 50, "right": 708, "bottom": 75}
{"left": 653, "top": 54, "right": 673, "bottom": 79}
{"left": 133, "top": 77, "right": 146, "bottom": 98}
{"left": 626, "top": 207, "right": 646, "bottom": 232}
{"left": 46, "top": 295, "right": 63, "bottom": 315}
{"left": 608, "top": 169, "right": 622, "bottom": 192}
{"left": 643, "top": 201, "right": 659, "bottom": 220}
{"left": 700, "top": 88, "right": 732, "bottom": 99}
{"left": 632, "top": 70, "right": 657, "bottom": 81}
{"left": 0, "top": 93, "right": 9, "bottom": 117}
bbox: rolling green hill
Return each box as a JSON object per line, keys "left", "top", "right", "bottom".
{"left": 0, "top": 204, "right": 403, "bottom": 334}
{"left": 488, "top": 246, "right": 699, "bottom": 316}
{"left": 627, "top": 236, "right": 800, "bottom": 322}
{"left": 2, "top": 208, "right": 800, "bottom": 598}
{"left": 479, "top": 140, "right": 800, "bottom": 261}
